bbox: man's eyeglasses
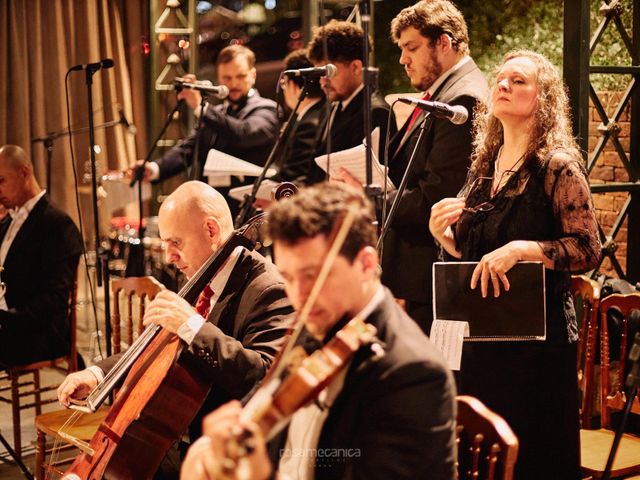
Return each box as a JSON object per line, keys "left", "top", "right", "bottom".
{"left": 462, "top": 176, "right": 495, "bottom": 213}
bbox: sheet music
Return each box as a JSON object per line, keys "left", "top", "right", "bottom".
{"left": 314, "top": 127, "right": 395, "bottom": 189}
{"left": 203, "top": 148, "right": 277, "bottom": 178}
{"left": 429, "top": 320, "right": 469, "bottom": 371}
{"left": 229, "top": 179, "right": 279, "bottom": 202}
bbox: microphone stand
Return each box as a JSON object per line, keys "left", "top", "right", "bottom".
{"left": 359, "top": 0, "right": 382, "bottom": 219}
{"left": 84, "top": 66, "right": 113, "bottom": 357}
{"left": 377, "top": 114, "right": 431, "bottom": 253}
{"left": 128, "top": 99, "right": 184, "bottom": 276}
{"left": 602, "top": 331, "right": 640, "bottom": 480}
{"left": 190, "top": 94, "right": 209, "bottom": 182}
{"left": 234, "top": 80, "right": 310, "bottom": 228}
{"left": 31, "top": 117, "right": 125, "bottom": 198}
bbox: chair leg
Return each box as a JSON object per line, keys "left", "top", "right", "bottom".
{"left": 35, "top": 429, "right": 45, "bottom": 480}
{"left": 11, "top": 372, "right": 22, "bottom": 459}
{"left": 34, "top": 370, "right": 42, "bottom": 416}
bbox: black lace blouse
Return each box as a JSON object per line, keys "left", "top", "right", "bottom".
{"left": 454, "top": 151, "right": 601, "bottom": 343}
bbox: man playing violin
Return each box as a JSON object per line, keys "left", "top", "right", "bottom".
{"left": 181, "top": 183, "right": 456, "bottom": 480}
{"left": 57, "top": 181, "right": 293, "bottom": 479}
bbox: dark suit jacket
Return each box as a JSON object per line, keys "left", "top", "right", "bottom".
{"left": 316, "top": 89, "right": 397, "bottom": 169}
{"left": 0, "top": 196, "right": 83, "bottom": 366}
{"left": 381, "top": 59, "right": 489, "bottom": 304}
{"left": 275, "top": 97, "right": 327, "bottom": 185}
{"left": 98, "top": 249, "right": 293, "bottom": 438}
{"left": 156, "top": 91, "right": 279, "bottom": 181}
{"left": 270, "top": 288, "right": 457, "bottom": 480}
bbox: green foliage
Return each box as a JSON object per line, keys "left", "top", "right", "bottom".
{"left": 374, "top": 0, "right": 635, "bottom": 94}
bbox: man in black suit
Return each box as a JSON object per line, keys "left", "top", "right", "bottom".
{"left": 274, "top": 49, "right": 327, "bottom": 185}
{"left": 181, "top": 183, "right": 456, "bottom": 480}
{"left": 342, "top": 1, "right": 489, "bottom": 333}
{"left": 57, "top": 181, "right": 293, "bottom": 478}
{"left": 308, "top": 21, "right": 397, "bottom": 165}
{"left": 132, "top": 45, "right": 279, "bottom": 213}
{"left": 0, "top": 145, "right": 82, "bottom": 368}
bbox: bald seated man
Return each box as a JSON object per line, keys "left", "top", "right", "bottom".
{"left": 0, "top": 145, "right": 82, "bottom": 368}
{"left": 58, "top": 181, "right": 293, "bottom": 478}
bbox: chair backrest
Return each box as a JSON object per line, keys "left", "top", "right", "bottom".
{"left": 456, "top": 395, "right": 519, "bottom": 480}
{"left": 571, "top": 275, "right": 601, "bottom": 428}
{"left": 111, "top": 276, "right": 164, "bottom": 354}
{"left": 599, "top": 292, "right": 640, "bottom": 428}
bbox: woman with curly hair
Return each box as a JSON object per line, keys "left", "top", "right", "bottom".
{"left": 430, "top": 50, "right": 601, "bottom": 478}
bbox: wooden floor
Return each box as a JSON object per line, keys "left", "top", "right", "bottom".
{"left": 0, "top": 264, "right": 108, "bottom": 479}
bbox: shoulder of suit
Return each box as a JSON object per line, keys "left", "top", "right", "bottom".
{"left": 247, "top": 92, "right": 277, "bottom": 110}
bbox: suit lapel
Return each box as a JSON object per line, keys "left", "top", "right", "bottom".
{"left": 207, "top": 250, "right": 251, "bottom": 335}
{"left": 5, "top": 196, "right": 47, "bottom": 264}
{"left": 391, "top": 59, "right": 478, "bottom": 159}
{"left": 0, "top": 216, "right": 11, "bottom": 244}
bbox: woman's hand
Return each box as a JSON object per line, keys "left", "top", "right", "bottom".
{"left": 429, "top": 197, "right": 465, "bottom": 243}
{"left": 471, "top": 241, "right": 526, "bottom": 298}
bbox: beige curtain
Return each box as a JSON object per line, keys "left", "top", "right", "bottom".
{"left": 0, "top": 0, "right": 149, "bottom": 238}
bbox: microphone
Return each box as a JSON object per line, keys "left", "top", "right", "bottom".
{"left": 173, "top": 77, "right": 229, "bottom": 99}
{"left": 398, "top": 97, "right": 469, "bottom": 125}
{"left": 69, "top": 58, "right": 115, "bottom": 73}
{"left": 118, "top": 107, "right": 137, "bottom": 135}
{"left": 283, "top": 64, "right": 337, "bottom": 79}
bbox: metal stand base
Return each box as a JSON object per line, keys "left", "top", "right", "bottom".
{"left": 0, "top": 430, "right": 34, "bottom": 480}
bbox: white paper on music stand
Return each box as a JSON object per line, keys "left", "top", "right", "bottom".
{"left": 429, "top": 319, "right": 469, "bottom": 371}
{"left": 203, "top": 148, "right": 277, "bottom": 178}
{"left": 229, "top": 179, "right": 279, "bottom": 202}
{"left": 313, "top": 128, "right": 395, "bottom": 189}
{"left": 100, "top": 172, "right": 151, "bottom": 213}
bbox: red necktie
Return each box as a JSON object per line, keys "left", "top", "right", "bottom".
{"left": 195, "top": 284, "right": 214, "bottom": 318}
{"left": 406, "top": 92, "right": 431, "bottom": 130}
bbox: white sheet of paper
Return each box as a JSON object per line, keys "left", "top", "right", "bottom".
{"left": 229, "top": 179, "right": 279, "bottom": 202}
{"left": 100, "top": 172, "right": 151, "bottom": 213}
{"left": 429, "top": 319, "right": 469, "bottom": 371}
{"left": 203, "top": 148, "right": 276, "bottom": 178}
{"left": 313, "top": 128, "right": 395, "bottom": 188}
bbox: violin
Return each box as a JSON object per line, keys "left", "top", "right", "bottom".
{"left": 208, "top": 201, "right": 382, "bottom": 479}
{"left": 60, "top": 215, "right": 266, "bottom": 480}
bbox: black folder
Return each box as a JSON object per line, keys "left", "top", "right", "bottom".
{"left": 432, "top": 261, "right": 546, "bottom": 341}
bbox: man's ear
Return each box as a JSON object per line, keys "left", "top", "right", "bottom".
{"left": 350, "top": 59, "right": 363, "bottom": 76}
{"left": 205, "top": 217, "right": 221, "bottom": 246}
{"left": 357, "top": 246, "right": 379, "bottom": 278}
{"left": 437, "top": 33, "right": 453, "bottom": 54}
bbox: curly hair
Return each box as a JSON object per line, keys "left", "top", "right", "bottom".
{"left": 469, "top": 50, "right": 580, "bottom": 178}
{"left": 390, "top": 0, "right": 469, "bottom": 56}
{"left": 307, "top": 20, "right": 369, "bottom": 64}
{"left": 266, "top": 183, "right": 377, "bottom": 263}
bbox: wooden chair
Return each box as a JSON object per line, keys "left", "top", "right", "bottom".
{"left": 0, "top": 277, "right": 79, "bottom": 459}
{"left": 581, "top": 293, "right": 640, "bottom": 478}
{"left": 455, "top": 395, "right": 519, "bottom": 480}
{"left": 33, "top": 276, "right": 164, "bottom": 480}
{"left": 571, "top": 275, "right": 601, "bottom": 428}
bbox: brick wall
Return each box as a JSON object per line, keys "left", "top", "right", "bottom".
{"left": 588, "top": 91, "right": 630, "bottom": 277}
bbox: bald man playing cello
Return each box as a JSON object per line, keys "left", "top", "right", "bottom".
{"left": 58, "top": 181, "right": 293, "bottom": 479}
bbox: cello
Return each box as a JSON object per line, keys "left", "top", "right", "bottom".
{"left": 60, "top": 215, "right": 266, "bottom": 480}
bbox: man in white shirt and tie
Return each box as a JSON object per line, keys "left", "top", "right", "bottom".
{"left": 0, "top": 144, "right": 83, "bottom": 368}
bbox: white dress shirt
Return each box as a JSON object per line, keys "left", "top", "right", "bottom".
{"left": 278, "top": 284, "right": 385, "bottom": 480}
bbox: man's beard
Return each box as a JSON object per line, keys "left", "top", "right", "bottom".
{"left": 415, "top": 51, "right": 443, "bottom": 92}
